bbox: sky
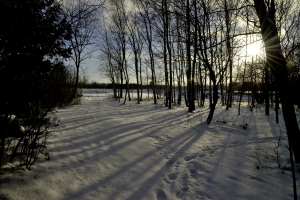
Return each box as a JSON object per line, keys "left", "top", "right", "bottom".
{"left": 82, "top": 39, "right": 264, "bottom": 84}
{"left": 69, "top": 49, "right": 110, "bottom": 84}
{"left": 82, "top": 55, "right": 107, "bottom": 83}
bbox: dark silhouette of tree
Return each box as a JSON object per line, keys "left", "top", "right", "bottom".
{"left": 0, "top": 0, "right": 73, "bottom": 170}
{"left": 97, "top": 0, "right": 300, "bottom": 132}
{"left": 135, "top": 0, "right": 158, "bottom": 104}
{"left": 252, "top": 0, "right": 300, "bottom": 164}
{"left": 64, "top": 0, "right": 104, "bottom": 100}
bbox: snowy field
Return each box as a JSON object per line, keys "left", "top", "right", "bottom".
{"left": 1, "top": 88, "right": 299, "bottom": 200}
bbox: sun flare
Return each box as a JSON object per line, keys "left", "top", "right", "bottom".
{"left": 246, "top": 42, "right": 264, "bottom": 56}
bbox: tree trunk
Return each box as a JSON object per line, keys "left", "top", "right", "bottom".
{"left": 165, "top": 0, "right": 172, "bottom": 109}
{"left": 139, "top": 54, "right": 143, "bottom": 102}
{"left": 120, "top": 69, "right": 123, "bottom": 98}
{"left": 72, "top": 65, "right": 80, "bottom": 100}
{"left": 135, "top": 53, "right": 140, "bottom": 104}
{"left": 163, "top": 0, "right": 169, "bottom": 107}
{"left": 225, "top": 0, "right": 233, "bottom": 110}
{"left": 209, "top": 79, "right": 212, "bottom": 108}
{"left": 253, "top": 0, "right": 300, "bottom": 162}
{"left": 264, "top": 64, "right": 269, "bottom": 115}
{"left": 199, "top": 64, "right": 204, "bottom": 107}
{"left": 206, "top": 76, "right": 219, "bottom": 124}
{"left": 123, "top": 85, "right": 128, "bottom": 104}
{"left": 190, "top": 0, "right": 197, "bottom": 111}
{"left": 275, "top": 90, "right": 279, "bottom": 123}
{"left": 186, "top": 0, "right": 194, "bottom": 112}
{"left": 238, "top": 65, "right": 246, "bottom": 115}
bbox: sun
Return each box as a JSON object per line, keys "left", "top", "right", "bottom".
{"left": 246, "top": 41, "right": 264, "bottom": 56}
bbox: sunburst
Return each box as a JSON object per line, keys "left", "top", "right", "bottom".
{"left": 246, "top": 41, "right": 263, "bottom": 56}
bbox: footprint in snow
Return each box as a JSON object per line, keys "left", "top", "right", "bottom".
{"left": 197, "top": 190, "right": 212, "bottom": 199}
{"left": 209, "top": 149, "right": 216, "bottom": 154}
{"left": 166, "top": 159, "right": 175, "bottom": 166}
{"left": 176, "top": 186, "right": 189, "bottom": 198}
{"left": 198, "top": 153, "right": 205, "bottom": 158}
{"left": 184, "top": 154, "right": 196, "bottom": 162}
{"left": 156, "top": 189, "right": 168, "bottom": 200}
{"left": 189, "top": 168, "right": 197, "bottom": 179}
{"left": 167, "top": 173, "right": 178, "bottom": 181}
{"left": 156, "top": 137, "right": 164, "bottom": 142}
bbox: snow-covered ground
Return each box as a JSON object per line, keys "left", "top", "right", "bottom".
{"left": 1, "top": 89, "right": 299, "bottom": 200}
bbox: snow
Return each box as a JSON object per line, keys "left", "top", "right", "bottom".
{"left": 1, "top": 89, "right": 299, "bottom": 200}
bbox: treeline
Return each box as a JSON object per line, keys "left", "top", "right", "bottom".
{"left": 81, "top": 81, "right": 263, "bottom": 93}
{"left": 81, "top": 82, "right": 178, "bottom": 90}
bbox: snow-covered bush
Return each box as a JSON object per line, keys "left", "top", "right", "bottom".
{"left": 0, "top": 107, "right": 51, "bottom": 170}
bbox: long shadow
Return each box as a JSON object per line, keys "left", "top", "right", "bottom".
{"left": 50, "top": 123, "right": 161, "bottom": 162}
{"left": 1, "top": 94, "right": 214, "bottom": 199}
{"left": 68, "top": 93, "right": 287, "bottom": 198}
{"left": 59, "top": 125, "right": 206, "bottom": 200}
{"left": 49, "top": 118, "right": 137, "bottom": 145}
{"left": 201, "top": 104, "right": 285, "bottom": 197}
{"left": 43, "top": 98, "right": 178, "bottom": 163}
{"left": 123, "top": 127, "right": 207, "bottom": 200}
{"left": 46, "top": 109, "right": 198, "bottom": 169}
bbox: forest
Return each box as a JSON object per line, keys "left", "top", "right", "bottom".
{"left": 0, "top": 0, "right": 300, "bottom": 199}
{"left": 99, "top": 0, "right": 300, "bottom": 162}
{"left": 99, "top": 0, "right": 299, "bottom": 107}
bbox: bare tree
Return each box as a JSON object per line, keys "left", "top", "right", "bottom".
{"left": 107, "top": 0, "right": 132, "bottom": 101}
{"left": 185, "top": 0, "right": 192, "bottom": 111}
{"left": 99, "top": 22, "right": 118, "bottom": 98}
{"left": 135, "top": 0, "right": 158, "bottom": 104}
{"left": 252, "top": 0, "right": 300, "bottom": 164}
{"left": 126, "top": 10, "right": 144, "bottom": 104}
{"left": 64, "top": 0, "right": 104, "bottom": 99}
{"left": 196, "top": 0, "right": 229, "bottom": 124}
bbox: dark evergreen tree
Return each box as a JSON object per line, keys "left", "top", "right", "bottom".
{"left": 0, "top": 0, "right": 73, "bottom": 170}
{"left": 0, "top": 0, "right": 72, "bottom": 116}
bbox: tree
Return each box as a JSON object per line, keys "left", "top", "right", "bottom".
{"left": 185, "top": 0, "right": 195, "bottom": 112}
{"left": 127, "top": 10, "right": 144, "bottom": 104}
{"left": 165, "top": 0, "right": 173, "bottom": 109}
{"left": 151, "top": 0, "right": 170, "bottom": 107}
{"left": 0, "top": 0, "right": 73, "bottom": 170}
{"left": 252, "top": 0, "right": 300, "bottom": 163}
{"left": 0, "top": 0, "right": 72, "bottom": 115}
{"left": 196, "top": 0, "right": 228, "bottom": 124}
{"left": 224, "top": 0, "right": 234, "bottom": 110}
{"left": 107, "top": 0, "right": 131, "bottom": 101}
{"left": 135, "top": 0, "right": 158, "bottom": 104}
{"left": 99, "top": 23, "right": 119, "bottom": 98}
{"left": 64, "top": 0, "right": 104, "bottom": 100}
